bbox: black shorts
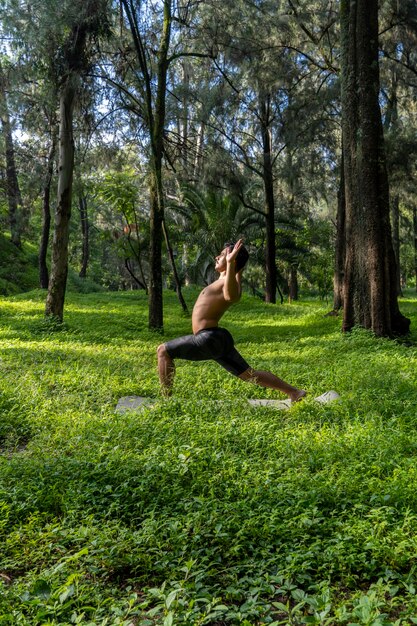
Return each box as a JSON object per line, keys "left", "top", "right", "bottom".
{"left": 164, "top": 327, "right": 250, "bottom": 377}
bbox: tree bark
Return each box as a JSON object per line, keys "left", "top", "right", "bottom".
{"left": 44, "top": 2, "right": 99, "bottom": 320}
{"left": 148, "top": 162, "right": 164, "bottom": 329}
{"left": 385, "top": 69, "right": 401, "bottom": 297}
{"left": 124, "top": 258, "right": 147, "bottom": 290}
{"left": 45, "top": 79, "right": 76, "bottom": 321}
{"left": 162, "top": 219, "right": 189, "bottom": 314}
{"left": 79, "top": 192, "right": 90, "bottom": 278}
{"left": 181, "top": 61, "right": 190, "bottom": 168}
{"left": 147, "top": 0, "right": 172, "bottom": 330}
{"left": 413, "top": 207, "right": 417, "bottom": 291}
{"left": 340, "top": 0, "right": 409, "bottom": 336}
{"left": 259, "top": 92, "right": 277, "bottom": 304}
{"left": 333, "top": 155, "right": 345, "bottom": 310}
{"left": 390, "top": 194, "right": 402, "bottom": 296}
{"left": 0, "top": 60, "right": 22, "bottom": 248}
{"left": 288, "top": 266, "right": 298, "bottom": 302}
{"left": 39, "top": 128, "right": 57, "bottom": 289}
{"left": 193, "top": 120, "right": 205, "bottom": 179}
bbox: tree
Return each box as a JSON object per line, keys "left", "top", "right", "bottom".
{"left": 192, "top": 0, "right": 341, "bottom": 304}
{"left": 115, "top": 0, "right": 198, "bottom": 328}
{"left": 39, "top": 118, "right": 58, "bottom": 288}
{"left": 0, "top": 58, "right": 23, "bottom": 247}
{"left": 98, "top": 167, "right": 150, "bottom": 291}
{"left": 45, "top": 0, "right": 110, "bottom": 321}
{"left": 340, "top": 0, "right": 410, "bottom": 336}
{"left": 168, "top": 186, "right": 262, "bottom": 285}
{"left": 333, "top": 157, "right": 345, "bottom": 311}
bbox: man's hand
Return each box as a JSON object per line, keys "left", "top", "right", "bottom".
{"left": 226, "top": 239, "right": 243, "bottom": 266}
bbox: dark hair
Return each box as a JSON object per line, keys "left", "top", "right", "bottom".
{"left": 225, "top": 242, "right": 249, "bottom": 272}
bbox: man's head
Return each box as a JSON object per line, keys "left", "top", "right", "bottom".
{"left": 224, "top": 241, "right": 249, "bottom": 272}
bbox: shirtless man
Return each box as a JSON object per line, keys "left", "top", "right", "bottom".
{"left": 157, "top": 239, "right": 306, "bottom": 402}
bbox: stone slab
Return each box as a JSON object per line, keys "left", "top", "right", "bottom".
{"left": 115, "top": 396, "right": 155, "bottom": 413}
{"left": 115, "top": 390, "right": 340, "bottom": 413}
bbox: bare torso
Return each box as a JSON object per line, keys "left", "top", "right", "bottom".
{"left": 192, "top": 278, "right": 232, "bottom": 333}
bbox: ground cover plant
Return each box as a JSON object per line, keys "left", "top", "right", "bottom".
{"left": 1, "top": 288, "right": 417, "bottom": 625}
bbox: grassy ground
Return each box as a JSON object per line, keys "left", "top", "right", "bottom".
{"left": 1, "top": 288, "right": 417, "bottom": 625}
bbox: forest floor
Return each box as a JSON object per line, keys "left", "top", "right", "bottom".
{"left": 1, "top": 287, "right": 417, "bottom": 625}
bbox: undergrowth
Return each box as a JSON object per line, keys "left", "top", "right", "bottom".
{"left": 1, "top": 288, "right": 417, "bottom": 625}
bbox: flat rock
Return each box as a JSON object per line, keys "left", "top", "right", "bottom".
{"left": 314, "top": 390, "right": 341, "bottom": 404}
{"left": 247, "top": 398, "right": 292, "bottom": 409}
{"left": 115, "top": 390, "right": 340, "bottom": 413}
{"left": 115, "top": 396, "right": 156, "bottom": 413}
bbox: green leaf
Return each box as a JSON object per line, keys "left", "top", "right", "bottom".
{"left": 165, "top": 590, "right": 178, "bottom": 610}
{"left": 59, "top": 584, "right": 75, "bottom": 604}
{"left": 164, "top": 611, "right": 173, "bottom": 626}
{"left": 32, "top": 579, "right": 51, "bottom": 600}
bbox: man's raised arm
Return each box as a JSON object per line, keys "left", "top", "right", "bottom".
{"left": 223, "top": 240, "right": 243, "bottom": 302}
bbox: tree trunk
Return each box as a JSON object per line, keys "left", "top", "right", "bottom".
{"left": 260, "top": 92, "right": 277, "bottom": 304}
{"left": 181, "top": 61, "right": 190, "bottom": 169}
{"left": 124, "top": 258, "right": 147, "bottom": 290}
{"left": 385, "top": 69, "right": 401, "bottom": 297}
{"left": 413, "top": 207, "right": 417, "bottom": 291}
{"left": 147, "top": 0, "right": 172, "bottom": 330}
{"left": 0, "top": 61, "right": 22, "bottom": 248}
{"left": 162, "top": 220, "right": 189, "bottom": 314}
{"left": 45, "top": 79, "right": 76, "bottom": 321}
{"left": 333, "top": 155, "right": 345, "bottom": 310}
{"left": 340, "top": 0, "right": 409, "bottom": 336}
{"left": 148, "top": 163, "right": 164, "bottom": 330}
{"left": 288, "top": 266, "right": 298, "bottom": 302}
{"left": 193, "top": 120, "right": 205, "bottom": 179}
{"left": 390, "top": 194, "right": 402, "bottom": 296}
{"left": 39, "top": 128, "right": 57, "bottom": 289}
{"left": 79, "top": 192, "right": 90, "bottom": 278}
{"left": 124, "top": 223, "right": 148, "bottom": 292}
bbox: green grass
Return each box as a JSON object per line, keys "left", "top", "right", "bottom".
{"left": 1, "top": 288, "right": 417, "bottom": 625}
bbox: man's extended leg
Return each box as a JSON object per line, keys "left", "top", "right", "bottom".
{"left": 239, "top": 367, "right": 306, "bottom": 403}
{"left": 157, "top": 344, "right": 176, "bottom": 396}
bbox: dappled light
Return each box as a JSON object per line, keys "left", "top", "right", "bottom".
{"left": 1, "top": 0, "right": 417, "bottom": 622}
{"left": 1, "top": 289, "right": 417, "bottom": 623}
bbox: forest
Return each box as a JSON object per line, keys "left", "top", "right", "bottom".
{"left": 0, "top": 0, "right": 415, "bottom": 331}
{"left": 2, "top": 1, "right": 417, "bottom": 625}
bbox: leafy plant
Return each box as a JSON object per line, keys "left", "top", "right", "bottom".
{"left": 0, "top": 288, "right": 416, "bottom": 624}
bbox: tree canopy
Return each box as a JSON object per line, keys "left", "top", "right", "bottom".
{"left": 0, "top": 0, "right": 416, "bottom": 333}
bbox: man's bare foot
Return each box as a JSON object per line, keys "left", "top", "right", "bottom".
{"left": 289, "top": 389, "right": 307, "bottom": 403}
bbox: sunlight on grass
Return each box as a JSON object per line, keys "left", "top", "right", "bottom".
{"left": 1, "top": 289, "right": 417, "bottom": 624}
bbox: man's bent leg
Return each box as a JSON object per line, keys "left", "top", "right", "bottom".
{"left": 239, "top": 367, "right": 306, "bottom": 403}
{"left": 157, "top": 344, "right": 175, "bottom": 397}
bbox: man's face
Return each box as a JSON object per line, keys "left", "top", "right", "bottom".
{"left": 215, "top": 247, "right": 230, "bottom": 273}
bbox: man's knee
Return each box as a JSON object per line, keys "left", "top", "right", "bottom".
{"left": 157, "top": 343, "right": 168, "bottom": 359}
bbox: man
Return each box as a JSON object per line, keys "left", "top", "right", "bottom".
{"left": 157, "top": 239, "right": 306, "bottom": 402}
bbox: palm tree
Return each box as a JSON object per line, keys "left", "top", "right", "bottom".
{"left": 167, "top": 186, "right": 263, "bottom": 285}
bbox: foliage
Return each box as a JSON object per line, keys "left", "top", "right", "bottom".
{"left": 0, "top": 232, "right": 105, "bottom": 296}
{"left": 1, "top": 0, "right": 417, "bottom": 302}
{"left": 0, "top": 233, "right": 39, "bottom": 295}
{"left": 1, "top": 289, "right": 417, "bottom": 624}
{"left": 167, "top": 187, "right": 263, "bottom": 284}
